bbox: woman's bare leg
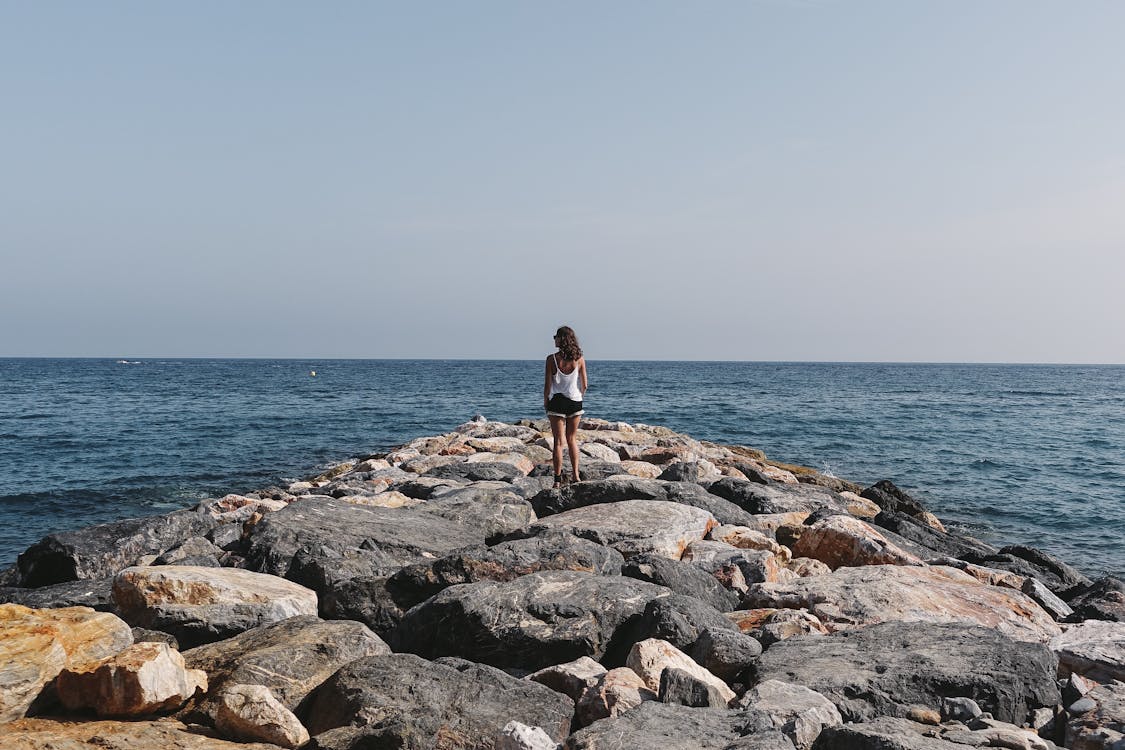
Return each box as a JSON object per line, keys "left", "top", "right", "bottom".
{"left": 566, "top": 415, "right": 581, "bottom": 482}
{"left": 549, "top": 415, "right": 565, "bottom": 481}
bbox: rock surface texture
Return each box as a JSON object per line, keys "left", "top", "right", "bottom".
{"left": 56, "top": 641, "right": 206, "bottom": 717}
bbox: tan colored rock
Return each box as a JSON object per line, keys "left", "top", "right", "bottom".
{"left": 790, "top": 514, "right": 924, "bottom": 570}
{"left": 466, "top": 452, "right": 535, "bottom": 474}
{"left": 839, "top": 491, "right": 881, "bottom": 518}
{"left": 580, "top": 442, "right": 621, "bottom": 463}
{"left": 710, "top": 525, "right": 789, "bottom": 558}
{"left": 738, "top": 512, "right": 810, "bottom": 538}
{"left": 408, "top": 435, "right": 452, "bottom": 455}
{"left": 637, "top": 446, "right": 696, "bottom": 464}
{"left": 0, "top": 604, "right": 134, "bottom": 722}
{"left": 761, "top": 464, "right": 799, "bottom": 483}
{"left": 683, "top": 541, "right": 787, "bottom": 585}
{"left": 287, "top": 480, "right": 315, "bottom": 493}
{"left": 575, "top": 667, "right": 656, "bottom": 727}
{"left": 917, "top": 510, "right": 946, "bottom": 533}
{"left": 625, "top": 638, "right": 735, "bottom": 704}
{"left": 617, "top": 460, "right": 663, "bottom": 479}
{"left": 56, "top": 641, "right": 206, "bottom": 716}
{"left": 385, "top": 448, "right": 421, "bottom": 465}
{"left": 340, "top": 490, "right": 422, "bottom": 508}
{"left": 113, "top": 566, "right": 318, "bottom": 647}
{"left": 738, "top": 679, "right": 842, "bottom": 749}
{"left": 1051, "top": 620, "right": 1125, "bottom": 682}
{"left": 527, "top": 656, "right": 607, "bottom": 702}
{"left": 400, "top": 454, "right": 460, "bottom": 474}
{"left": 465, "top": 436, "right": 527, "bottom": 453}
{"left": 212, "top": 683, "right": 309, "bottom": 748}
{"left": 204, "top": 495, "right": 288, "bottom": 521}
{"left": 529, "top": 500, "right": 717, "bottom": 560}
{"left": 745, "top": 564, "right": 1061, "bottom": 643}
{"left": 926, "top": 556, "right": 1026, "bottom": 590}
{"left": 786, "top": 557, "right": 832, "bottom": 578}
{"left": 719, "top": 465, "right": 749, "bottom": 480}
{"left": 1066, "top": 680, "right": 1125, "bottom": 750}
{"left": 0, "top": 717, "right": 284, "bottom": 749}
{"left": 353, "top": 457, "right": 392, "bottom": 472}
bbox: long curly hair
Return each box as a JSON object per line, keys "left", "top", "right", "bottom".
{"left": 555, "top": 326, "right": 583, "bottom": 362}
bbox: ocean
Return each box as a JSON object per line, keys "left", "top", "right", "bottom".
{"left": 1, "top": 358, "right": 1122, "bottom": 578}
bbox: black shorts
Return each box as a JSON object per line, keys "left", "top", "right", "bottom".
{"left": 546, "top": 394, "right": 584, "bottom": 417}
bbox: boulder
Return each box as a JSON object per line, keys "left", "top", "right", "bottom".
{"left": 426, "top": 460, "right": 527, "bottom": 482}
{"left": 181, "top": 615, "right": 389, "bottom": 717}
{"left": 924, "top": 556, "right": 1027, "bottom": 589}
{"left": 618, "top": 460, "right": 663, "bottom": 478}
{"left": 628, "top": 594, "right": 739, "bottom": 653}
{"left": 690, "top": 627, "right": 762, "bottom": 682}
{"left": 710, "top": 525, "right": 788, "bottom": 557}
{"left": 212, "top": 684, "right": 309, "bottom": 749}
{"left": 871, "top": 511, "right": 995, "bottom": 558}
{"left": 859, "top": 480, "right": 940, "bottom": 527}
{"left": 527, "top": 656, "right": 607, "bottom": 702}
{"left": 738, "top": 608, "right": 829, "bottom": 647}
{"left": 683, "top": 541, "right": 786, "bottom": 585}
{"left": 1051, "top": 620, "right": 1125, "bottom": 682}
{"left": 304, "top": 653, "right": 573, "bottom": 748}
{"left": 1023, "top": 577, "right": 1074, "bottom": 621}
{"left": 581, "top": 442, "right": 622, "bottom": 463}
{"left": 576, "top": 666, "right": 656, "bottom": 726}
{"left": 626, "top": 638, "right": 735, "bottom": 704}
{"left": 387, "top": 532, "right": 624, "bottom": 609}
{"left": 755, "top": 621, "right": 1060, "bottom": 724}
{"left": 112, "top": 565, "right": 318, "bottom": 648}
{"left": 737, "top": 512, "right": 812, "bottom": 538}
{"left": 393, "top": 570, "right": 670, "bottom": 670}
{"left": 659, "top": 667, "right": 729, "bottom": 708}
{"left": 658, "top": 460, "right": 721, "bottom": 484}
{"left": 527, "top": 500, "right": 716, "bottom": 559}
{"left": 0, "top": 576, "right": 115, "bottom": 611}
{"left": 961, "top": 545, "right": 1092, "bottom": 596}
{"left": 0, "top": 603, "right": 133, "bottom": 722}
{"left": 499, "top": 721, "right": 559, "bottom": 750}
{"left": 738, "top": 680, "right": 843, "bottom": 750}
{"left": 0, "top": 717, "right": 287, "bottom": 750}
{"left": 56, "top": 641, "right": 206, "bottom": 717}
{"left": 709, "top": 478, "right": 848, "bottom": 515}
{"left": 620, "top": 552, "right": 740, "bottom": 612}
{"left": 466, "top": 451, "right": 536, "bottom": 475}
{"left": 564, "top": 701, "right": 796, "bottom": 749}
{"left": 15, "top": 508, "right": 216, "bottom": 587}
{"left": 1067, "top": 577, "right": 1125, "bottom": 622}
{"left": 790, "top": 515, "right": 924, "bottom": 570}
{"left": 318, "top": 576, "right": 404, "bottom": 640}
{"left": 1066, "top": 680, "right": 1125, "bottom": 750}
{"left": 811, "top": 717, "right": 970, "bottom": 750}
{"left": 744, "top": 564, "right": 1062, "bottom": 643}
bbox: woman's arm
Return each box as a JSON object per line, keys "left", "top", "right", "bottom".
{"left": 544, "top": 356, "right": 554, "bottom": 409}
{"left": 579, "top": 358, "right": 588, "bottom": 395}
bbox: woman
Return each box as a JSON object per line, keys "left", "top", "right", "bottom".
{"left": 544, "top": 326, "right": 588, "bottom": 488}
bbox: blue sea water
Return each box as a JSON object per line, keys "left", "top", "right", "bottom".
{"left": 1, "top": 358, "right": 1122, "bottom": 578}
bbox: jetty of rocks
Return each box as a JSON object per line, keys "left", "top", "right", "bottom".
{"left": 2, "top": 416, "right": 1124, "bottom": 749}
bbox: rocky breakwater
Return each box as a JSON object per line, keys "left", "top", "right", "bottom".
{"left": 2, "top": 415, "right": 1124, "bottom": 749}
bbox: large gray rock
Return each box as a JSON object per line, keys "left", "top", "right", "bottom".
{"left": 394, "top": 570, "right": 670, "bottom": 670}
{"left": 871, "top": 511, "right": 995, "bottom": 558}
{"left": 1050, "top": 620, "right": 1125, "bottom": 682}
{"left": 425, "top": 461, "right": 525, "bottom": 482}
{"left": 180, "top": 615, "right": 389, "bottom": 720}
{"left": 961, "top": 545, "right": 1092, "bottom": 596}
{"left": 387, "top": 532, "right": 624, "bottom": 609}
{"left": 755, "top": 621, "right": 1060, "bottom": 724}
{"left": 15, "top": 509, "right": 216, "bottom": 587}
{"left": 1066, "top": 680, "right": 1125, "bottom": 750}
{"left": 690, "top": 627, "right": 763, "bottom": 682}
{"left": 1067, "top": 577, "right": 1125, "bottom": 622}
{"left": 565, "top": 701, "right": 795, "bottom": 749}
{"left": 709, "top": 478, "right": 849, "bottom": 515}
{"left": 811, "top": 717, "right": 969, "bottom": 750}
{"left": 318, "top": 576, "right": 405, "bottom": 640}
{"left": 527, "top": 500, "right": 716, "bottom": 559}
{"left": 621, "top": 552, "right": 741, "bottom": 612}
{"left": 738, "top": 680, "right": 842, "bottom": 750}
{"left": 0, "top": 577, "right": 115, "bottom": 611}
{"left": 627, "top": 594, "right": 738, "bottom": 653}
{"left": 304, "top": 653, "right": 573, "bottom": 749}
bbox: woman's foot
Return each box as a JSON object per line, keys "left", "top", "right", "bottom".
{"left": 553, "top": 473, "right": 563, "bottom": 489}
{"left": 570, "top": 473, "right": 580, "bottom": 484}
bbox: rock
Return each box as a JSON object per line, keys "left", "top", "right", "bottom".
{"left": 690, "top": 627, "right": 762, "bottom": 682}
{"left": 961, "top": 545, "right": 1092, "bottom": 596}
{"left": 924, "top": 556, "right": 1028, "bottom": 589}
{"left": 1051, "top": 619, "right": 1125, "bottom": 682}
{"left": 466, "top": 451, "right": 536, "bottom": 475}
{"left": 709, "top": 478, "right": 848, "bottom": 515}
{"left": 943, "top": 716, "right": 1060, "bottom": 749}
{"left": 499, "top": 721, "right": 559, "bottom": 750}
{"left": 565, "top": 701, "right": 796, "bottom": 749}
{"left": 1067, "top": 577, "right": 1125, "bottom": 622}
{"left": 942, "top": 696, "right": 984, "bottom": 721}
{"left": 0, "top": 576, "right": 115, "bottom": 611}
{"left": 576, "top": 666, "right": 657, "bottom": 726}
{"left": 339, "top": 490, "right": 421, "bottom": 508}
{"left": 738, "top": 679, "right": 843, "bottom": 750}
{"left": 0, "top": 603, "right": 133, "bottom": 722}
{"left": 1023, "top": 577, "right": 1074, "bottom": 620}
{"left": 618, "top": 460, "right": 663, "bottom": 478}
{"left": 1066, "top": 680, "right": 1125, "bottom": 750}
{"left": 710, "top": 525, "right": 788, "bottom": 557}
{"left": 387, "top": 532, "right": 624, "bottom": 609}
{"left": 871, "top": 510, "right": 996, "bottom": 558}
{"left": 627, "top": 638, "right": 735, "bottom": 704}
{"left": 580, "top": 442, "right": 621, "bottom": 463}
{"left": 56, "top": 641, "right": 206, "bottom": 717}
{"left": 14, "top": 508, "right": 216, "bottom": 587}
{"left": 304, "top": 653, "right": 573, "bottom": 748}
{"left": 659, "top": 667, "right": 729, "bottom": 708}
{"left": 785, "top": 557, "right": 832, "bottom": 578}
{"left": 741, "top": 608, "right": 830, "bottom": 646}
{"left": 684, "top": 540, "right": 787, "bottom": 585}
{"left": 755, "top": 621, "right": 1060, "bottom": 724}
{"left": 318, "top": 576, "right": 404, "bottom": 640}
{"left": 860, "top": 480, "right": 938, "bottom": 525}
{"left": 736, "top": 512, "right": 812, "bottom": 538}
{"left": 0, "top": 717, "right": 287, "bottom": 750}
{"left": 628, "top": 594, "right": 738, "bottom": 653}
{"left": 394, "top": 570, "right": 669, "bottom": 670}
{"left": 658, "top": 460, "right": 721, "bottom": 484}
{"left": 790, "top": 514, "right": 924, "bottom": 570}
{"left": 425, "top": 460, "right": 526, "bottom": 482}
{"left": 133, "top": 626, "right": 180, "bottom": 649}
{"left": 212, "top": 684, "right": 309, "bottom": 749}
{"left": 112, "top": 565, "right": 318, "bottom": 648}
{"left": 744, "top": 564, "right": 1062, "bottom": 643}
{"left": 527, "top": 656, "right": 607, "bottom": 702}
{"left": 154, "top": 536, "right": 226, "bottom": 566}
{"left": 811, "top": 717, "right": 966, "bottom": 750}
{"left": 180, "top": 615, "right": 389, "bottom": 717}
{"left": 527, "top": 500, "right": 716, "bottom": 559}
{"left": 840, "top": 491, "right": 881, "bottom": 518}
{"left": 1063, "top": 672, "right": 1097, "bottom": 705}
{"left": 621, "top": 552, "right": 740, "bottom": 612}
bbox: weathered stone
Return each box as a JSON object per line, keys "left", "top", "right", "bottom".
{"left": 621, "top": 552, "right": 740, "bottom": 612}
{"left": 212, "top": 684, "right": 309, "bottom": 749}
{"left": 1024, "top": 577, "right": 1074, "bottom": 620}
{"left": 962, "top": 545, "right": 1092, "bottom": 596}
{"left": 618, "top": 460, "right": 663, "bottom": 478}
{"left": 659, "top": 460, "right": 721, "bottom": 484}
{"left": 711, "top": 525, "right": 788, "bottom": 557}
{"left": 498, "top": 721, "right": 559, "bottom": 750}
{"left": 565, "top": 701, "right": 796, "bottom": 749}
{"left": 628, "top": 594, "right": 738, "bottom": 653}
{"left": 627, "top": 638, "right": 735, "bottom": 704}
{"left": 785, "top": 557, "right": 832, "bottom": 578}
{"left": 0, "top": 717, "right": 287, "bottom": 750}
{"left": 744, "top": 564, "right": 1061, "bottom": 643}
{"left": 0, "top": 576, "right": 115, "bottom": 611}
{"left": 738, "top": 679, "right": 843, "bottom": 750}
{"left": 790, "top": 515, "right": 924, "bottom": 570}
{"left": 181, "top": 615, "right": 389, "bottom": 717}
{"left": 466, "top": 451, "right": 536, "bottom": 475}
{"left": 684, "top": 540, "right": 786, "bottom": 585}
{"left": 527, "top": 656, "right": 607, "bottom": 702}
{"left": 394, "top": 570, "right": 669, "bottom": 670}
{"left": 659, "top": 666, "right": 729, "bottom": 708}
{"left": 709, "top": 478, "right": 848, "bottom": 515}
{"left": 943, "top": 716, "right": 1059, "bottom": 749}
{"left": 1067, "top": 577, "right": 1125, "bottom": 623}
{"left": 840, "top": 491, "right": 881, "bottom": 518}
{"left": 528, "top": 500, "right": 716, "bottom": 559}
{"left": 925, "top": 556, "right": 1027, "bottom": 589}
{"left": 15, "top": 508, "right": 216, "bottom": 587}
{"left": 1051, "top": 619, "right": 1125, "bottom": 682}
{"left": 425, "top": 460, "right": 525, "bottom": 482}
{"left": 872, "top": 510, "right": 995, "bottom": 558}
{"left": 112, "top": 565, "right": 318, "bottom": 648}
{"left": 56, "top": 641, "right": 206, "bottom": 717}
{"left": 756, "top": 621, "right": 1060, "bottom": 724}
{"left": 1066, "top": 680, "right": 1125, "bottom": 750}
{"left": 580, "top": 442, "right": 622, "bottom": 463}
{"left": 576, "top": 666, "right": 656, "bottom": 726}
{"left": 338, "top": 490, "right": 421, "bottom": 508}
{"left": 318, "top": 576, "right": 404, "bottom": 640}
{"left": 690, "top": 627, "right": 762, "bottom": 682}
{"left": 811, "top": 717, "right": 967, "bottom": 750}
{"left": 860, "top": 480, "right": 937, "bottom": 523}
{"left": 0, "top": 603, "right": 133, "bottom": 722}
{"left": 153, "top": 536, "right": 226, "bottom": 566}
{"left": 304, "top": 653, "right": 573, "bottom": 748}
{"left": 737, "top": 512, "right": 812, "bottom": 538}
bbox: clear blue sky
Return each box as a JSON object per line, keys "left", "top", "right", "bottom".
{"left": 2, "top": 2, "right": 1123, "bottom": 362}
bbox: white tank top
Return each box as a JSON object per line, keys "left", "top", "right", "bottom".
{"left": 550, "top": 354, "right": 583, "bottom": 401}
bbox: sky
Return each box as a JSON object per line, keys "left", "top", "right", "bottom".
{"left": 1, "top": 1, "right": 1123, "bottom": 362}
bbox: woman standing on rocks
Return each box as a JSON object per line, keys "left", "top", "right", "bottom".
{"left": 544, "top": 326, "right": 588, "bottom": 488}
